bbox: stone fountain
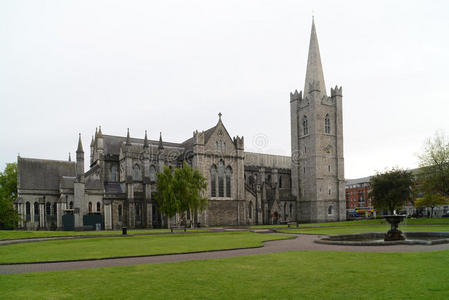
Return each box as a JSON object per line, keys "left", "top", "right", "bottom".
{"left": 383, "top": 215, "right": 406, "bottom": 241}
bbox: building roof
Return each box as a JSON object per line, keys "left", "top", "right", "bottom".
{"left": 244, "top": 152, "right": 291, "bottom": 169}
{"left": 345, "top": 176, "right": 371, "bottom": 186}
{"left": 18, "top": 157, "right": 76, "bottom": 190}
{"left": 102, "top": 134, "right": 184, "bottom": 155}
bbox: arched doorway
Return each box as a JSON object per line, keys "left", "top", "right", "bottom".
{"left": 272, "top": 211, "right": 279, "bottom": 225}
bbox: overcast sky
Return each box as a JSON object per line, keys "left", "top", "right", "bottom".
{"left": 1, "top": 0, "right": 448, "bottom": 179}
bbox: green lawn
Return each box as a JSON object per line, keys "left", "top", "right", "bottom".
{"left": 1, "top": 250, "right": 449, "bottom": 299}
{"left": 0, "top": 228, "right": 212, "bottom": 240}
{"left": 250, "top": 217, "right": 449, "bottom": 229}
{"left": 0, "top": 232, "right": 290, "bottom": 263}
{"left": 279, "top": 224, "right": 449, "bottom": 235}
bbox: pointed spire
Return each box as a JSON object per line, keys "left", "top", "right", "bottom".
{"left": 158, "top": 132, "right": 164, "bottom": 150}
{"left": 90, "top": 135, "right": 95, "bottom": 147}
{"left": 95, "top": 127, "right": 98, "bottom": 137}
{"left": 126, "top": 128, "right": 131, "bottom": 146}
{"left": 98, "top": 126, "right": 103, "bottom": 137}
{"left": 68, "top": 152, "right": 71, "bottom": 162}
{"left": 304, "top": 17, "right": 327, "bottom": 96}
{"left": 77, "top": 133, "right": 84, "bottom": 153}
{"left": 144, "top": 130, "right": 149, "bottom": 148}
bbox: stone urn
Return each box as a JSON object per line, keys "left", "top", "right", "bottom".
{"left": 384, "top": 215, "right": 406, "bottom": 241}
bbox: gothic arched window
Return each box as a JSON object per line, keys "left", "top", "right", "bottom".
{"left": 210, "top": 165, "right": 217, "bottom": 197}
{"left": 325, "top": 114, "right": 330, "bottom": 134}
{"left": 97, "top": 202, "right": 101, "bottom": 212}
{"left": 303, "top": 116, "right": 309, "bottom": 135}
{"left": 133, "top": 164, "right": 141, "bottom": 181}
{"left": 26, "top": 202, "right": 31, "bottom": 221}
{"left": 150, "top": 165, "right": 156, "bottom": 182}
{"left": 69, "top": 201, "right": 73, "bottom": 209}
{"left": 88, "top": 202, "right": 92, "bottom": 213}
{"left": 225, "top": 166, "right": 232, "bottom": 197}
{"left": 45, "top": 202, "right": 51, "bottom": 216}
{"left": 248, "top": 202, "right": 253, "bottom": 219}
{"left": 53, "top": 202, "right": 57, "bottom": 215}
{"left": 110, "top": 164, "right": 118, "bottom": 182}
{"left": 218, "top": 160, "right": 225, "bottom": 197}
{"left": 118, "top": 204, "right": 122, "bottom": 221}
{"left": 328, "top": 205, "right": 333, "bottom": 215}
{"left": 279, "top": 175, "right": 283, "bottom": 188}
{"left": 34, "top": 202, "right": 39, "bottom": 221}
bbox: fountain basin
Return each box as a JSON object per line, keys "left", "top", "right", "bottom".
{"left": 315, "top": 232, "right": 449, "bottom": 246}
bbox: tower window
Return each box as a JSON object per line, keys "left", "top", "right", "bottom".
{"left": 303, "top": 116, "right": 309, "bottom": 135}
{"left": 325, "top": 114, "right": 330, "bottom": 134}
{"left": 328, "top": 165, "right": 331, "bottom": 172}
{"left": 328, "top": 205, "right": 333, "bottom": 215}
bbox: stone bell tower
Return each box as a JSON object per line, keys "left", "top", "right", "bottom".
{"left": 290, "top": 18, "right": 346, "bottom": 223}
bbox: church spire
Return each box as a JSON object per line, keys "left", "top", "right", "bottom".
{"left": 76, "top": 133, "right": 84, "bottom": 153}
{"left": 144, "top": 130, "right": 149, "bottom": 148}
{"left": 125, "top": 128, "right": 131, "bottom": 146}
{"left": 158, "top": 132, "right": 164, "bottom": 150}
{"left": 304, "top": 17, "right": 326, "bottom": 96}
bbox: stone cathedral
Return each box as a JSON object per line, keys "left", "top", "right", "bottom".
{"left": 14, "top": 20, "right": 345, "bottom": 230}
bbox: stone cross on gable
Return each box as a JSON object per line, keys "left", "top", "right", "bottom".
{"left": 218, "top": 112, "right": 222, "bottom": 120}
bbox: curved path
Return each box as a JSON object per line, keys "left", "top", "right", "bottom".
{"left": 2, "top": 233, "right": 449, "bottom": 275}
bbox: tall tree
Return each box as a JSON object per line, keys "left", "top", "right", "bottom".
{"left": 417, "top": 131, "right": 449, "bottom": 197}
{"left": 154, "top": 166, "right": 178, "bottom": 227}
{"left": 173, "top": 163, "right": 208, "bottom": 228}
{"left": 155, "top": 163, "right": 208, "bottom": 228}
{"left": 369, "top": 168, "right": 414, "bottom": 215}
{"left": 0, "top": 163, "right": 19, "bottom": 229}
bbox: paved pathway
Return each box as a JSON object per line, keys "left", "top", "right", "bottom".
{"left": 2, "top": 234, "right": 449, "bottom": 275}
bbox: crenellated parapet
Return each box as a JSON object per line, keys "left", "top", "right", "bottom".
{"left": 233, "top": 135, "right": 244, "bottom": 150}
{"left": 290, "top": 89, "right": 302, "bottom": 103}
{"left": 330, "top": 85, "right": 343, "bottom": 98}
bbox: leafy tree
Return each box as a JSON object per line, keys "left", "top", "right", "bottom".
{"left": 415, "top": 193, "right": 449, "bottom": 218}
{"left": 173, "top": 163, "right": 208, "bottom": 228}
{"left": 0, "top": 163, "right": 19, "bottom": 229}
{"left": 155, "top": 166, "right": 178, "bottom": 227}
{"left": 417, "top": 131, "right": 449, "bottom": 197}
{"left": 155, "top": 163, "right": 208, "bottom": 228}
{"left": 369, "top": 168, "right": 414, "bottom": 215}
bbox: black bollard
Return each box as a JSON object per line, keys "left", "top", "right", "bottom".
{"left": 122, "top": 227, "right": 127, "bottom": 235}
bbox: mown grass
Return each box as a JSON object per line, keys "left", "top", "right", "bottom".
{"left": 250, "top": 217, "right": 449, "bottom": 229}
{"left": 0, "top": 232, "right": 290, "bottom": 263}
{"left": 0, "top": 228, "right": 211, "bottom": 240}
{"left": 278, "top": 224, "right": 449, "bottom": 235}
{"left": 1, "top": 250, "right": 449, "bottom": 299}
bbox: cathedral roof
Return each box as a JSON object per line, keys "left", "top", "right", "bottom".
{"left": 17, "top": 157, "right": 76, "bottom": 191}
{"left": 181, "top": 124, "right": 217, "bottom": 150}
{"left": 102, "top": 134, "right": 184, "bottom": 155}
